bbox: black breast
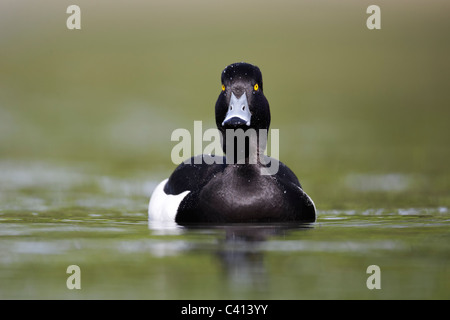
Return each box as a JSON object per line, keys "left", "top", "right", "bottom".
{"left": 175, "top": 162, "right": 315, "bottom": 224}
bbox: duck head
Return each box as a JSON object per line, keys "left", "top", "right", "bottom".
{"left": 215, "top": 62, "right": 271, "bottom": 161}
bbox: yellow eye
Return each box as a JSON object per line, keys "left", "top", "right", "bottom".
{"left": 222, "top": 85, "right": 226, "bottom": 91}
{"left": 254, "top": 84, "right": 259, "bottom": 91}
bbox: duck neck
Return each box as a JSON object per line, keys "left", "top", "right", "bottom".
{"left": 222, "top": 128, "right": 267, "bottom": 165}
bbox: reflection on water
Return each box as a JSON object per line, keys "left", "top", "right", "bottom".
{"left": 147, "top": 222, "right": 314, "bottom": 291}
{"left": 213, "top": 224, "right": 313, "bottom": 292}
{"left": 1, "top": 205, "right": 449, "bottom": 299}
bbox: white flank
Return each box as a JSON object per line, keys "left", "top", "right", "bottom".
{"left": 148, "top": 179, "right": 190, "bottom": 222}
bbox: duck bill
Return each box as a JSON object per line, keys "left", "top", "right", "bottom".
{"left": 221, "top": 92, "right": 251, "bottom": 127}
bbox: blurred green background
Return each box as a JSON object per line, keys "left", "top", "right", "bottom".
{"left": 1, "top": 0, "right": 449, "bottom": 209}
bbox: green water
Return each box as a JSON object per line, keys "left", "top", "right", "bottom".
{"left": 1, "top": 0, "right": 450, "bottom": 299}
